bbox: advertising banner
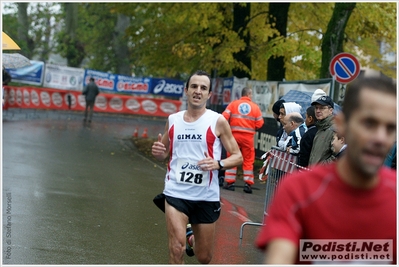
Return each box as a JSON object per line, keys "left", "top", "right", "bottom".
{"left": 43, "top": 64, "right": 85, "bottom": 91}
{"left": 209, "top": 78, "right": 224, "bottom": 105}
{"left": 150, "top": 78, "right": 184, "bottom": 97}
{"left": 222, "top": 77, "right": 234, "bottom": 106}
{"left": 84, "top": 69, "right": 116, "bottom": 92}
{"left": 231, "top": 76, "right": 249, "bottom": 102}
{"left": 4, "top": 86, "right": 181, "bottom": 118}
{"left": 247, "top": 80, "right": 279, "bottom": 118}
{"left": 277, "top": 79, "right": 332, "bottom": 97}
{"left": 6, "top": 61, "right": 45, "bottom": 86}
{"left": 116, "top": 75, "right": 151, "bottom": 94}
{"left": 254, "top": 118, "right": 280, "bottom": 158}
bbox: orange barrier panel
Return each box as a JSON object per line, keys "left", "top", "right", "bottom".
{"left": 3, "top": 86, "right": 182, "bottom": 118}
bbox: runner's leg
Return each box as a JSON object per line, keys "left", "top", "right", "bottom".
{"left": 165, "top": 201, "right": 189, "bottom": 264}
{"left": 191, "top": 223, "right": 216, "bottom": 263}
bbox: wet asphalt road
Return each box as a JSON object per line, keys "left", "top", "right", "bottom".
{"left": 2, "top": 108, "right": 266, "bottom": 265}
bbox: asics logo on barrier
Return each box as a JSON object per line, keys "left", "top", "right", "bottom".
{"left": 153, "top": 80, "right": 184, "bottom": 94}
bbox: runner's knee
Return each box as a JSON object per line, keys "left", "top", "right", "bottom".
{"left": 169, "top": 242, "right": 185, "bottom": 263}
{"left": 196, "top": 251, "right": 213, "bottom": 264}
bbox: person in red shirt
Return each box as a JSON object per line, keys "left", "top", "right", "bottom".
{"left": 222, "top": 87, "right": 264, "bottom": 193}
{"left": 255, "top": 73, "right": 397, "bottom": 264}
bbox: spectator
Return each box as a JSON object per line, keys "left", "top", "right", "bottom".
{"left": 331, "top": 129, "right": 347, "bottom": 159}
{"left": 280, "top": 112, "right": 307, "bottom": 155}
{"left": 308, "top": 96, "right": 335, "bottom": 165}
{"left": 2, "top": 67, "right": 12, "bottom": 107}
{"left": 311, "top": 88, "right": 326, "bottom": 103}
{"left": 277, "top": 102, "right": 302, "bottom": 150}
{"left": 151, "top": 70, "right": 242, "bottom": 264}
{"left": 82, "top": 77, "right": 100, "bottom": 123}
{"left": 297, "top": 106, "right": 317, "bottom": 168}
{"left": 222, "top": 87, "right": 264, "bottom": 193}
{"left": 272, "top": 99, "right": 285, "bottom": 145}
{"left": 255, "top": 73, "right": 397, "bottom": 264}
{"left": 3, "top": 67, "right": 12, "bottom": 86}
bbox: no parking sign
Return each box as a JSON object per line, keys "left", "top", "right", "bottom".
{"left": 329, "top": 52, "right": 360, "bottom": 84}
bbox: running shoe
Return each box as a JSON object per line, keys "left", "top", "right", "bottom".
{"left": 185, "top": 224, "right": 194, "bottom": 257}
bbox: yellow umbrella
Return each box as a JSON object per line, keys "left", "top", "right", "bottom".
{"left": 2, "top": 32, "right": 21, "bottom": 50}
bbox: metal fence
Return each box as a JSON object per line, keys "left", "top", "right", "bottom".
{"left": 239, "top": 146, "right": 309, "bottom": 241}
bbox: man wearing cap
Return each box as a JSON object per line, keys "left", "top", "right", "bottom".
{"left": 308, "top": 95, "right": 335, "bottom": 165}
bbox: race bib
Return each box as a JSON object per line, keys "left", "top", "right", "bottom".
{"left": 176, "top": 158, "right": 209, "bottom": 187}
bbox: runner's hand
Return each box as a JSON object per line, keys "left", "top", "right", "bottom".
{"left": 152, "top": 133, "right": 166, "bottom": 159}
{"left": 198, "top": 151, "right": 216, "bottom": 171}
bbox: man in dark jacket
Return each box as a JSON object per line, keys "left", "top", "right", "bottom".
{"left": 308, "top": 96, "right": 335, "bottom": 165}
{"left": 297, "top": 106, "right": 317, "bottom": 168}
{"left": 82, "top": 77, "right": 100, "bottom": 123}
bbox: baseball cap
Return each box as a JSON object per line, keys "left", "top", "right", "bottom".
{"left": 311, "top": 95, "right": 334, "bottom": 108}
{"left": 311, "top": 89, "right": 327, "bottom": 102}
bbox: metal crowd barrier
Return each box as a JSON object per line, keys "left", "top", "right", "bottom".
{"left": 239, "top": 146, "right": 309, "bottom": 242}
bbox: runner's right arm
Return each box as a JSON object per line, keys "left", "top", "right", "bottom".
{"left": 151, "top": 120, "right": 170, "bottom": 161}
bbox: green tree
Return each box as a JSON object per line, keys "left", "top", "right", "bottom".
{"left": 320, "top": 3, "right": 356, "bottom": 79}
{"left": 232, "top": 3, "right": 251, "bottom": 79}
{"left": 56, "top": 3, "right": 86, "bottom": 67}
{"left": 2, "top": 2, "right": 396, "bottom": 80}
{"left": 266, "top": 3, "right": 290, "bottom": 81}
{"left": 17, "top": 3, "right": 33, "bottom": 58}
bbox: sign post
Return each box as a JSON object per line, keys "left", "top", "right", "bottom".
{"left": 329, "top": 52, "right": 360, "bottom": 99}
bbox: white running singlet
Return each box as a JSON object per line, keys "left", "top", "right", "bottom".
{"left": 163, "top": 109, "right": 223, "bottom": 201}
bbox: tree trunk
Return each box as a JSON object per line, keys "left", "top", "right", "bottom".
{"left": 266, "top": 3, "right": 290, "bottom": 81}
{"left": 113, "top": 14, "right": 131, "bottom": 75}
{"left": 63, "top": 3, "right": 85, "bottom": 67}
{"left": 232, "top": 3, "right": 251, "bottom": 79}
{"left": 65, "top": 3, "right": 78, "bottom": 38}
{"left": 17, "top": 3, "right": 33, "bottom": 58}
{"left": 320, "top": 3, "right": 356, "bottom": 79}
{"left": 39, "top": 13, "right": 52, "bottom": 62}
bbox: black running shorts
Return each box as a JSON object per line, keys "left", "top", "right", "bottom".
{"left": 165, "top": 195, "right": 221, "bottom": 224}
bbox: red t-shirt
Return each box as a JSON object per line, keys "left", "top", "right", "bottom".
{"left": 255, "top": 162, "right": 396, "bottom": 264}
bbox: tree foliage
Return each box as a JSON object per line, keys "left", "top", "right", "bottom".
{"left": 2, "top": 2, "right": 396, "bottom": 80}
{"left": 320, "top": 3, "right": 356, "bottom": 79}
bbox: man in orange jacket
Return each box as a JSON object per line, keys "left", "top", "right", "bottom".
{"left": 222, "top": 87, "right": 264, "bottom": 193}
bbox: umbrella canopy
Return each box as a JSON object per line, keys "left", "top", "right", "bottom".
{"left": 2, "top": 53, "right": 32, "bottom": 69}
{"left": 281, "top": 89, "right": 341, "bottom": 118}
{"left": 2, "top": 32, "right": 21, "bottom": 50}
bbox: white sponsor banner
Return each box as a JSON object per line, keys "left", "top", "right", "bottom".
{"left": 43, "top": 64, "right": 85, "bottom": 91}
{"left": 247, "top": 80, "right": 279, "bottom": 118}
{"left": 231, "top": 77, "right": 248, "bottom": 102}
{"left": 277, "top": 80, "right": 331, "bottom": 98}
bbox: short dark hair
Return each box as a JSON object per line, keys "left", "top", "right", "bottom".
{"left": 272, "top": 99, "right": 285, "bottom": 115}
{"left": 185, "top": 70, "right": 212, "bottom": 92}
{"left": 89, "top": 77, "right": 95, "bottom": 82}
{"left": 241, "top": 87, "right": 251, "bottom": 97}
{"left": 343, "top": 75, "right": 396, "bottom": 119}
{"left": 306, "top": 106, "right": 316, "bottom": 119}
